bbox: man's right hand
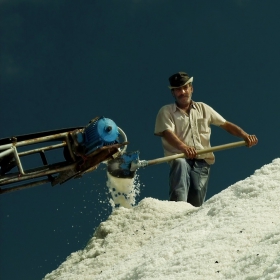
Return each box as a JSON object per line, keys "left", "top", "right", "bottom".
{"left": 182, "top": 146, "right": 197, "bottom": 159}
{"left": 162, "top": 130, "right": 197, "bottom": 159}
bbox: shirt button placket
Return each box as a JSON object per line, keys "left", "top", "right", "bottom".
{"left": 190, "top": 113, "right": 199, "bottom": 147}
{"left": 189, "top": 114, "right": 196, "bottom": 147}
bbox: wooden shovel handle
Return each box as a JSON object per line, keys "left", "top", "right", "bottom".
{"left": 147, "top": 141, "right": 246, "bottom": 166}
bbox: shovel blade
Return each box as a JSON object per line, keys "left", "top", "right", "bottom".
{"left": 107, "top": 151, "right": 139, "bottom": 179}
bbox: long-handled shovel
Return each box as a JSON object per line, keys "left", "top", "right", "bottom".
{"left": 107, "top": 140, "right": 247, "bottom": 179}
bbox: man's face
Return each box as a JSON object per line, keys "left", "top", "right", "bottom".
{"left": 172, "top": 83, "right": 193, "bottom": 107}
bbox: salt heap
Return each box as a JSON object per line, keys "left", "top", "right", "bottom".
{"left": 44, "top": 159, "right": 280, "bottom": 280}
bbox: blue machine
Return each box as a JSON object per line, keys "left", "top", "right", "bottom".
{"left": 74, "top": 117, "right": 120, "bottom": 155}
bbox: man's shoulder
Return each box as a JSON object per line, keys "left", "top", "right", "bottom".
{"left": 193, "top": 101, "right": 212, "bottom": 110}
{"left": 193, "top": 101, "right": 208, "bottom": 107}
{"left": 193, "top": 101, "right": 225, "bottom": 122}
{"left": 158, "top": 103, "right": 175, "bottom": 112}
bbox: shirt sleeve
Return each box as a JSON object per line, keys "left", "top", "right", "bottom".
{"left": 204, "top": 103, "right": 226, "bottom": 126}
{"left": 154, "top": 105, "right": 175, "bottom": 136}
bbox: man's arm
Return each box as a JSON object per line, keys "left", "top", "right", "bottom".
{"left": 162, "top": 129, "right": 197, "bottom": 159}
{"left": 220, "top": 121, "right": 258, "bottom": 147}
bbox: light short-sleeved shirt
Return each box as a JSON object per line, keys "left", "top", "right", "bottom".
{"left": 154, "top": 101, "right": 226, "bottom": 164}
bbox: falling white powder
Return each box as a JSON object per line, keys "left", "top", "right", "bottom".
{"left": 106, "top": 172, "right": 141, "bottom": 209}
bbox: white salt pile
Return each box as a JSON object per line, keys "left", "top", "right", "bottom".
{"left": 44, "top": 158, "right": 280, "bottom": 280}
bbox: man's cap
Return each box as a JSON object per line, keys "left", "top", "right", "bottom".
{"left": 168, "top": 72, "right": 193, "bottom": 89}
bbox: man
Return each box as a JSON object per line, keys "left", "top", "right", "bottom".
{"left": 154, "top": 72, "right": 258, "bottom": 207}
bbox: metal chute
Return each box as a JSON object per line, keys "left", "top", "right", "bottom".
{"left": 0, "top": 117, "right": 128, "bottom": 194}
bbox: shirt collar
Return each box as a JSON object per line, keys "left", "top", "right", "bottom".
{"left": 172, "top": 101, "right": 197, "bottom": 112}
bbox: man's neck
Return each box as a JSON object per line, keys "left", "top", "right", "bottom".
{"left": 176, "top": 100, "right": 193, "bottom": 114}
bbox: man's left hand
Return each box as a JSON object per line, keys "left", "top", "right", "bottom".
{"left": 244, "top": 134, "right": 258, "bottom": 147}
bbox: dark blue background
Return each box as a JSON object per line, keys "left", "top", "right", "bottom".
{"left": 0, "top": 1, "right": 278, "bottom": 279}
